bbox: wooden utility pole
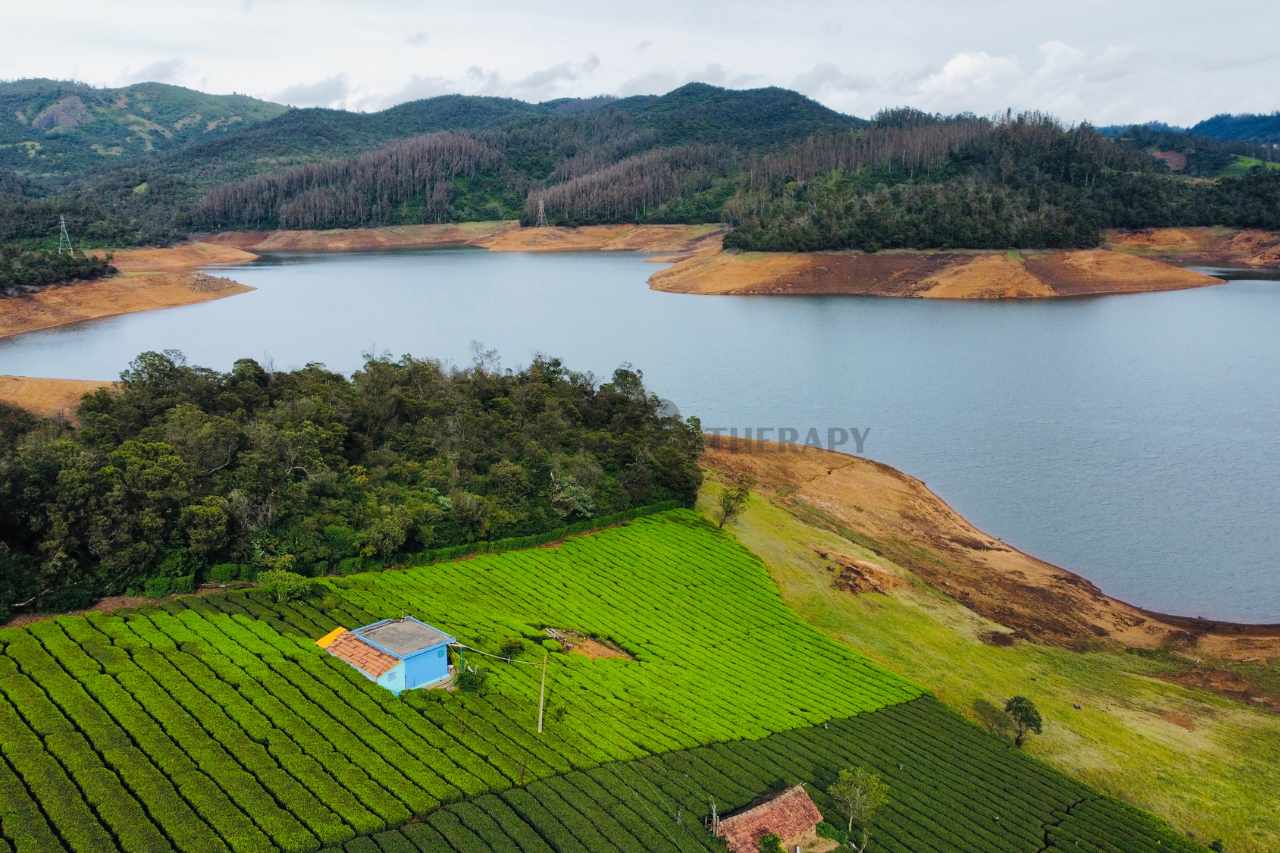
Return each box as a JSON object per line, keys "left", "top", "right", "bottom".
{"left": 536, "top": 651, "right": 548, "bottom": 734}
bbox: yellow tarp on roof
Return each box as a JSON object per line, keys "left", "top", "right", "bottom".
{"left": 315, "top": 627, "right": 347, "bottom": 649}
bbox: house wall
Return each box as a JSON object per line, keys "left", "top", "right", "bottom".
{"left": 403, "top": 644, "right": 450, "bottom": 688}
{"left": 376, "top": 663, "right": 406, "bottom": 694}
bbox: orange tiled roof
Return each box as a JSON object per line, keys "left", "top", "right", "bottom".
{"left": 716, "top": 785, "right": 823, "bottom": 853}
{"left": 327, "top": 630, "right": 399, "bottom": 678}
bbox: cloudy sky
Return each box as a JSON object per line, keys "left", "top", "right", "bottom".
{"left": 3, "top": 0, "right": 1276, "bottom": 126}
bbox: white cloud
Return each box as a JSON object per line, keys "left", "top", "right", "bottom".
{"left": 405, "top": 31, "right": 429, "bottom": 47}
{"left": 914, "top": 51, "right": 1022, "bottom": 105}
{"left": 274, "top": 74, "right": 350, "bottom": 108}
{"left": 122, "top": 58, "right": 188, "bottom": 85}
{"left": 792, "top": 63, "right": 873, "bottom": 97}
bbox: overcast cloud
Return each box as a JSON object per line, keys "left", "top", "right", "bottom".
{"left": 2, "top": 0, "right": 1275, "bottom": 125}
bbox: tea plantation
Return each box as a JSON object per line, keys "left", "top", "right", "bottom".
{"left": 0, "top": 511, "right": 1200, "bottom": 851}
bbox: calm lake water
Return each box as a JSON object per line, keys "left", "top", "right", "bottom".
{"left": 2, "top": 249, "right": 1277, "bottom": 622}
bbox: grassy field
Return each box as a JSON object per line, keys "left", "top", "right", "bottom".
{"left": 1220, "top": 156, "right": 1280, "bottom": 177}
{"left": 0, "top": 511, "right": 1201, "bottom": 851}
{"left": 697, "top": 480, "right": 1280, "bottom": 852}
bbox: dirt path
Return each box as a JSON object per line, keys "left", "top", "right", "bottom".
{"left": 702, "top": 436, "right": 1280, "bottom": 665}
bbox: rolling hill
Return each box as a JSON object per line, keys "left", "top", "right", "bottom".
{"left": 0, "top": 79, "right": 287, "bottom": 183}
{"left": 1191, "top": 111, "right": 1280, "bottom": 143}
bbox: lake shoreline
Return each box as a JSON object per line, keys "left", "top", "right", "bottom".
{"left": 702, "top": 437, "right": 1280, "bottom": 697}
{"left": 0, "top": 242, "right": 257, "bottom": 341}
{"left": 3, "top": 223, "right": 1253, "bottom": 343}
{"left": 2, "top": 363, "right": 1276, "bottom": 650}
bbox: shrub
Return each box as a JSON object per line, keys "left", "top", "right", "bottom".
{"left": 456, "top": 665, "right": 488, "bottom": 694}
{"left": 257, "top": 570, "right": 323, "bottom": 604}
{"left": 208, "top": 562, "right": 252, "bottom": 583}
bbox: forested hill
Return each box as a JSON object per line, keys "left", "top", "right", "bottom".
{"left": 0, "top": 79, "right": 287, "bottom": 183}
{"left": 1191, "top": 112, "right": 1280, "bottom": 143}
{"left": 3, "top": 78, "right": 1279, "bottom": 251}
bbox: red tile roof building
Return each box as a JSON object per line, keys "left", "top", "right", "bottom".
{"left": 326, "top": 630, "right": 398, "bottom": 678}
{"left": 716, "top": 785, "right": 824, "bottom": 853}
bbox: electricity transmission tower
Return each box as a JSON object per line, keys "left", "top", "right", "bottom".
{"left": 57, "top": 215, "right": 75, "bottom": 256}
{"left": 536, "top": 198, "right": 547, "bottom": 228}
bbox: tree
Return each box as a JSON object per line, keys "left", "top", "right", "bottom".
{"left": 1005, "top": 696, "right": 1043, "bottom": 747}
{"left": 828, "top": 767, "right": 889, "bottom": 852}
{"left": 716, "top": 473, "right": 754, "bottom": 529}
{"left": 757, "top": 833, "right": 784, "bottom": 853}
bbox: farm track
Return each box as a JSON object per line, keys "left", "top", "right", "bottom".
{"left": 0, "top": 512, "right": 1200, "bottom": 851}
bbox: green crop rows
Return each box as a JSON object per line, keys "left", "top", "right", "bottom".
{"left": 0, "top": 511, "right": 1199, "bottom": 851}
{"left": 347, "top": 697, "right": 1199, "bottom": 853}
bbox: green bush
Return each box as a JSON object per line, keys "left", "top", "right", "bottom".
{"left": 208, "top": 562, "right": 253, "bottom": 583}
{"left": 257, "top": 569, "right": 323, "bottom": 604}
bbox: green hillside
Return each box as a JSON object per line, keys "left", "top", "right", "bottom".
{"left": 0, "top": 512, "right": 1199, "bottom": 851}
{"left": 0, "top": 79, "right": 287, "bottom": 183}
{"left": 1191, "top": 112, "right": 1280, "bottom": 144}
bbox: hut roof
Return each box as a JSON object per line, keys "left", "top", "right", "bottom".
{"left": 356, "top": 617, "right": 453, "bottom": 657}
{"left": 326, "top": 631, "right": 398, "bottom": 678}
{"left": 716, "top": 785, "right": 823, "bottom": 853}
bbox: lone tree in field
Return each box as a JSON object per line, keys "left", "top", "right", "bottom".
{"left": 716, "top": 473, "right": 755, "bottom": 529}
{"left": 1005, "top": 696, "right": 1043, "bottom": 748}
{"left": 828, "top": 766, "right": 889, "bottom": 852}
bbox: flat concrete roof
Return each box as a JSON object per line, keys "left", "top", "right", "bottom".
{"left": 358, "top": 618, "right": 451, "bottom": 656}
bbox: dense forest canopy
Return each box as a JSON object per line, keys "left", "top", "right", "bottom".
{"left": 0, "top": 351, "right": 703, "bottom": 619}
{"left": 722, "top": 112, "right": 1280, "bottom": 251}
{"left": 0, "top": 246, "right": 115, "bottom": 295}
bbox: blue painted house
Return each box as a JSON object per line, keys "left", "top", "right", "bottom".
{"left": 319, "top": 616, "right": 455, "bottom": 694}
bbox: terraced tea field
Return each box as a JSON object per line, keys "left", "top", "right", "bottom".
{"left": 0, "top": 511, "right": 1200, "bottom": 851}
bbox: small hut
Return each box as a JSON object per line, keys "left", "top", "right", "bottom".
{"left": 715, "top": 785, "right": 825, "bottom": 853}
{"left": 317, "top": 617, "right": 455, "bottom": 694}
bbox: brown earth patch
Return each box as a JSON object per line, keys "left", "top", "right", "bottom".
{"left": 654, "top": 247, "right": 1218, "bottom": 298}
{"left": 1106, "top": 227, "right": 1280, "bottom": 268}
{"left": 1159, "top": 710, "right": 1197, "bottom": 730}
{"left": 1161, "top": 670, "right": 1280, "bottom": 714}
{"left": 1151, "top": 150, "right": 1187, "bottom": 172}
{"left": 920, "top": 253, "right": 1055, "bottom": 299}
{"left": 0, "top": 375, "right": 114, "bottom": 420}
{"left": 570, "top": 638, "right": 634, "bottom": 661}
{"left": 481, "top": 223, "right": 724, "bottom": 256}
{"left": 544, "top": 627, "right": 634, "bottom": 660}
{"left": 814, "top": 547, "right": 902, "bottom": 594}
{"left": 701, "top": 435, "right": 1280, "bottom": 665}
{"left": 4, "top": 594, "right": 154, "bottom": 628}
{"left": 201, "top": 222, "right": 516, "bottom": 253}
{"left": 0, "top": 267, "right": 253, "bottom": 341}
{"left": 1023, "top": 250, "right": 1220, "bottom": 296}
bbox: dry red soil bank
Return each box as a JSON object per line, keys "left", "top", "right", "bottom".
{"left": 0, "top": 375, "right": 113, "bottom": 420}
{"left": 1106, "top": 227, "right": 1280, "bottom": 268}
{"left": 0, "top": 242, "right": 255, "bottom": 340}
{"left": 652, "top": 245, "right": 1221, "bottom": 298}
{"left": 702, "top": 436, "right": 1280, "bottom": 666}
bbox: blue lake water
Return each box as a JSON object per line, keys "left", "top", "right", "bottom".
{"left": 1, "top": 248, "right": 1277, "bottom": 622}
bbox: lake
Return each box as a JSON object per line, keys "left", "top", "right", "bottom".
{"left": 1, "top": 248, "right": 1277, "bottom": 622}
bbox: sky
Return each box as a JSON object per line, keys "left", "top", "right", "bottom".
{"left": 3, "top": 0, "right": 1277, "bottom": 126}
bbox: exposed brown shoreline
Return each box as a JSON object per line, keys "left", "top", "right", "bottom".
{"left": 7, "top": 224, "right": 1269, "bottom": 344}
{"left": 701, "top": 436, "right": 1280, "bottom": 667}
{"left": 1105, "top": 226, "right": 1280, "bottom": 268}
{"left": 0, "top": 242, "right": 256, "bottom": 340}
{"left": 651, "top": 245, "right": 1224, "bottom": 298}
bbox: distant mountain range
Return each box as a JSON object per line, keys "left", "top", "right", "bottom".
{"left": 0, "top": 77, "right": 1275, "bottom": 251}
{"left": 0, "top": 79, "right": 862, "bottom": 187}
{"left": 1100, "top": 113, "right": 1280, "bottom": 144}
